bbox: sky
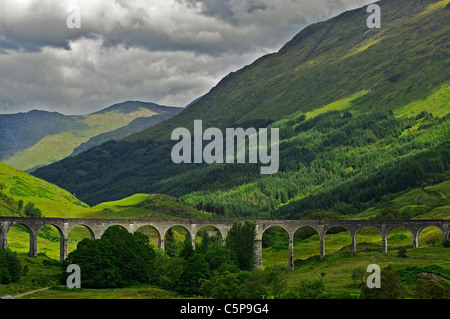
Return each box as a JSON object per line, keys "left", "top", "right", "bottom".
{"left": 0, "top": 0, "right": 374, "bottom": 115}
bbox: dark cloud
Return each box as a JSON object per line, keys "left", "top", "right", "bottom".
{"left": 0, "top": 0, "right": 374, "bottom": 115}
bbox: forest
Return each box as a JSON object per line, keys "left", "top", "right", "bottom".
{"left": 33, "top": 109, "right": 450, "bottom": 220}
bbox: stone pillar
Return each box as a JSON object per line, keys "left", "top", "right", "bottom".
{"left": 60, "top": 236, "right": 68, "bottom": 261}
{"left": 351, "top": 232, "right": 357, "bottom": 255}
{"left": 412, "top": 232, "right": 419, "bottom": 249}
{"left": 288, "top": 233, "right": 294, "bottom": 271}
{"left": 0, "top": 228, "right": 5, "bottom": 249}
{"left": 29, "top": 232, "right": 37, "bottom": 257}
{"left": 159, "top": 237, "right": 165, "bottom": 250}
{"left": 255, "top": 239, "right": 263, "bottom": 270}
{"left": 382, "top": 235, "right": 388, "bottom": 254}
{"left": 319, "top": 235, "right": 325, "bottom": 261}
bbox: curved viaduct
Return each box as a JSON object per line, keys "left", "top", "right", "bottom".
{"left": 0, "top": 217, "right": 448, "bottom": 270}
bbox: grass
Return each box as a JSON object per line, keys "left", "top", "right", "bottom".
{"left": 286, "top": 246, "right": 450, "bottom": 297}
{"left": 0, "top": 253, "right": 189, "bottom": 300}
{"left": 20, "top": 286, "right": 191, "bottom": 299}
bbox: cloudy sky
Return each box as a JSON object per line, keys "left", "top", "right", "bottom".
{"left": 0, "top": 0, "right": 374, "bottom": 115}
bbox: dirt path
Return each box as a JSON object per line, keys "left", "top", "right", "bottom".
{"left": 14, "top": 287, "right": 49, "bottom": 299}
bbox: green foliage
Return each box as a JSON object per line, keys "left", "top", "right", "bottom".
{"left": 164, "top": 229, "right": 177, "bottom": 258}
{"left": 178, "top": 233, "right": 194, "bottom": 259}
{"left": 351, "top": 266, "right": 367, "bottom": 287}
{"left": 398, "top": 265, "right": 450, "bottom": 283}
{"left": 397, "top": 247, "right": 408, "bottom": 258}
{"left": 200, "top": 270, "right": 242, "bottom": 299}
{"left": 414, "top": 276, "right": 450, "bottom": 299}
{"left": 225, "top": 221, "right": 257, "bottom": 271}
{"left": 360, "top": 265, "right": 406, "bottom": 299}
{"left": 286, "top": 279, "right": 326, "bottom": 299}
{"left": 0, "top": 248, "right": 22, "bottom": 284}
{"left": 175, "top": 253, "right": 211, "bottom": 295}
{"left": 23, "top": 202, "right": 42, "bottom": 218}
{"left": 62, "top": 226, "right": 156, "bottom": 288}
{"left": 203, "top": 243, "right": 235, "bottom": 272}
{"left": 33, "top": 0, "right": 450, "bottom": 219}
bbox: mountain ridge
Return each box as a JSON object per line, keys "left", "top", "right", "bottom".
{"left": 33, "top": 0, "right": 449, "bottom": 217}
{"left": 0, "top": 101, "right": 182, "bottom": 171}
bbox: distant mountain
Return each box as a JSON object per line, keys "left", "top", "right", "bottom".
{"left": 0, "top": 101, "right": 182, "bottom": 171}
{"left": 34, "top": 0, "right": 450, "bottom": 217}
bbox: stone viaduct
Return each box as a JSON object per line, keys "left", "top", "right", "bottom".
{"left": 0, "top": 217, "right": 448, "bottom": 270}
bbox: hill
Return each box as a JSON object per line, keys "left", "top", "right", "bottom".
{"left": 33, "top": 0, "right": 450, "bottom": 218}
{"left": 0, "top": 161, "right": 88, "bottom": 217}
{"left": 0, "top": 161, "right": 209, "bottom": 219}
{"left": 0, "top": 101, "right": 182, "bottom": 172}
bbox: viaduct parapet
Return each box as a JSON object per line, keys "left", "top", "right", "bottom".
{"left": 0, "top": 217, "right": 448, "bottom": 270}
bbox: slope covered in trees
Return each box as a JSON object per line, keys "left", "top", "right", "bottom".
{"left": 33, "top": 0, "right": 450, "bottom": 219}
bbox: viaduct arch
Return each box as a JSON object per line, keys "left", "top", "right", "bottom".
{"left": 1, "top": 217, "right": 448, "bottom": 270}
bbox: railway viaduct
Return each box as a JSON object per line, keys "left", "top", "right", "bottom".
{"left": 0, "top": 217, "right": 448, "bottom": 270}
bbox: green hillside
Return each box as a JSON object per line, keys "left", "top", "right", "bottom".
{"left": 0, "top": 161, "right": 211, "bottom": 260}
{"left": 33, "top": 0, "right": 450, "bottom": 218}
{"left": 0, "top": 161, "right": 88, "bottom": 217}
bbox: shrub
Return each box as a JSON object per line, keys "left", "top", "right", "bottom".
{"left": 397, "top": 247, "right": 408, "bottom": 258}
{"left": 0, "top": 248, "right": 22, "bottom": 284}
{"left": 62, "top": 226, "right": 156, "bottom": 288}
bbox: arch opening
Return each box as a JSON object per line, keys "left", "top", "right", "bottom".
{"left": 68, "top": 225, "right": 95, "bottom": 255}
{"left": 37, "top": 224, "right": 62, "bottom": 260}
{"left": 135, "top": 225, "right": 161, "bottom": 248}
{"left": 418, "top": 226, "right": 444, "bottom": 247}
{"left": 164, "top": 225, "right": 191, "bottom": 258}
{"left": 355, "top": 226, "right": 382, "bottom": 253}
{"left": 194, "top": 226, "right": 222, "bottom": 253}
{"left": 292, "top": 226, "right": 321, "bottom": 267}
{"left": 101, "top": 225, "right": 130, "bottom": 238}
{"left": 262, "top": 226, "right": 289, "bottom": 269}
{"left": 387, "top": 226, "right": 413, "bottom": 253}
{"left": 6, "top": 224, "right": 33, "bottom": 256}
{"left": 324, "top": 226, "right": 351, "bottom": 256}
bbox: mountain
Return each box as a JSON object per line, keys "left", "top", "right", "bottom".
{"left": 0, "top": 101, "right": 182, "bottom": 171}
{"left": 33, "top": 0, "right": 450, "bottom": 218}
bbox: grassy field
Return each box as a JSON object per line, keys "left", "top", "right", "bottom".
{"left": 2, "top": 237, "right": 448, "bottom": 299}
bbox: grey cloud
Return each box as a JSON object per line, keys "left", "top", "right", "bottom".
{"left": 0, "top": 0, "right": 375, "bottom": 115}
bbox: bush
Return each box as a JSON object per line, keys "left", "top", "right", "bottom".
{"left": 360, "top": 264, "right": 406, "bottom": 299}
{"left": 414, "top": 276, "right": 450, "bottom": 299}
{"left": 0, "top": 248, "right": 22, "bottom": 284}
{"left": 62, "top": 226, "right": 156, "bottom": 288}
{"left": 285, "top": 279, "right": 326, "bottom": 299}
{"left": 24, "top": 202, "right": 42, "bottom": 218}
{"left": 397, "top": 247, "right": 408, "bottom": 258}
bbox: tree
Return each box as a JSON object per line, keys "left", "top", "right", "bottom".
{"left": 360, "top": 264, "right": 406, "bottom": 299}
{"left": 200, "top": 271, "right": 241, "bottom": 299}
{"left": 204, "top": 242, "right": 235, "bottom": 272}
{"left": 0, "top": 248, "right": 22, "bottom": 284}
{"left": 351, "top": 266, "right": 367, "bottom": 287}
{"left": 63, "top": 226, "right": 156, "bottom": 288}
{"left": 179, "top": 233, "right": 194, "bottom": 259}
{"left": 225, "top": 221, "right": 257, "bottom": 271}
{"left": 165, "top": 229, "right": 177, "bottom": 258}
{"left": 24, "top": 202, "right": 42, "bottom": 217}
{"left": 196, "top": 229, "right": 212, "bottom": 254}
{"left": 176, "top": 253, "right": 211, "bottom": 295}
